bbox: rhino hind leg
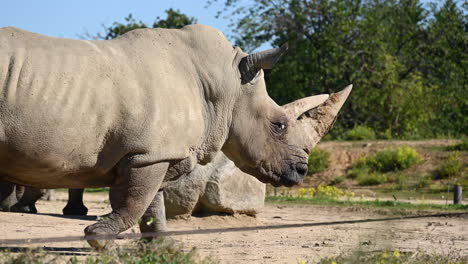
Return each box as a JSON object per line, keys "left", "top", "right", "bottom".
{"left": 139, "top": 190, "right": 167, "bottom": 241}
{"left": 10, "top": 187, "right": 47, "bottom": 213}
{"left": 84, "top": 161, "right": 168, "bottom": 249}
{"left": 0, "top": 180, "right": 17, "bottom": 211}
{"left": 63, "top": 189, "right": 88, "bottom": 215}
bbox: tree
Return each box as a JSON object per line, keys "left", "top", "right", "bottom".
{"left": 92, "top": 9, "right": 197, "bottom": 40}
{"left": 209, "top": 0, "right": 466, "bottom": 138}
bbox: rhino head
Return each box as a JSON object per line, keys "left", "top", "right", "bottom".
{"left": 221, "top": 45, "right": 352, "bottom": 187}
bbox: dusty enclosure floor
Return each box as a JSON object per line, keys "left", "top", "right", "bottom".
{"left": 0, "top": 192, "right": 467, "bottom": 263}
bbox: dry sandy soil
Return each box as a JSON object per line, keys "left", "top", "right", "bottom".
{"left": 0, "top": 192, "right": 467, "bottom": 263}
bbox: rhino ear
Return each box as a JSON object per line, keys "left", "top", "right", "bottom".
{"left": 238, "top": 44, "right": 288, "bottom": 84}
{"left": 283, "top": 94, "right": 330, "bottom": 120}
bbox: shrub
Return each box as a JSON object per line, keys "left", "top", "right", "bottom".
{"left": 349, "top": 146, "right": 421, "bottom": 186}
{"left": 433, "top": 152, "right": 463, "bottom": 179}
{"left": 357, "top": 146, "right": 422, "bottom": 172}
{"left": 414, "top": 174, "right": 432, "bottom": 189}
{"left": 357, "top": 171, "right": 388, "bottom": 186}
{"left": 307, "top": 148, "right": 330, "bottom": 175}
{"left": 447, "top": 138, "right": 468, "bottom": 151}
{"left": 329, "top": 176, "right": 345, "bottom": 185}
{"left": 343, "top": 125, "right": 376, "bottom": 141}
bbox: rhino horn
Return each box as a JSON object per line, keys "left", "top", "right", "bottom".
{"left": 283, "top": 94, "right": 330, "bottom": 119}
{"left": 286, "top": 84, "right": 352, "bottom": 153}
{"left": 239, "top": 44, "right": 288, "bottom": 84}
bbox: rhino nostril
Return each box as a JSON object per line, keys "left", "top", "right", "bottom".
{"left": 296, "top": 163, "right": 308, "bottom": 177}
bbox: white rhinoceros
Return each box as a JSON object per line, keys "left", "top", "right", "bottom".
{"left": 0, "top": 24, "right": 351, "bottom": 248}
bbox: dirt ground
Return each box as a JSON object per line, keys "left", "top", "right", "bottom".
{"left": 0, "top": 192, "right": 467, "bottom": 263}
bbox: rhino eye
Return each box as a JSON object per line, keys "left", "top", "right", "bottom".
{"left": 271, "top": 121, "right": 287, "bottom": 136}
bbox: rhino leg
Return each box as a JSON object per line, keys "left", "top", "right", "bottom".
{"left": 0, "top": 180, "right": 17, "bottom": 211}
{"left": 139, "top": 190, "right": 167, "bottom": 241}
{"left": 11, "top": 187, "right": 47, "bottom": 213}
{"left": 84, "top": 161, "right": 169, "bottom": 249}
{"left": 15, "top": 185, "right": 25, "bottom": 201}
{"left": 63, "top": 189, "right": 88, "bottom": 215}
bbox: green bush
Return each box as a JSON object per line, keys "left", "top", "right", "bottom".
{"left": 307, "top": 148, "right": 330, "bottom": 175}
{"left": 356, "top": 146, "right": 422, "bottom": 172}
{"left": 414, "top": 174, "right": 432, "bottom": 189}
{"left": 447, "top": 138, "right": 468, "bottom": 151}
{"left": 329, "top": 176, "right": 345, "bottom": 185}
{"left": 343, "top": 125, "right": 376, "bottom": 141}
{"left": 433, "top": 152, "right": 463, "bottom": 179}
{"left": 355, "top": 170, "right": 387, "bottom": 186}
{"left": 349, "top": 146, "right": 421, "bottom": 186}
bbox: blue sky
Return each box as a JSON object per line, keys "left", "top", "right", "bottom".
{"left": 0, "top": 0, "right": 233, "bottom": 39}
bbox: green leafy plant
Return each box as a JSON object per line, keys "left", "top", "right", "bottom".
{"left": 329, "top": 176, "right": 345, "bottom": 185}
{"left": 355, "top": 146, "right": 423, "bottom": 173}
{"left": 307, "top": 148, "right": 330, "bottom": 175}
{"left": 433, "top": 151, "right": 463, "bottom": 179}
{"left": 343, "top": 125, "right": 376, "bottom": 141}
{"left": 349, "top": 146, "right": 422, "bottom": 186}
{"left": 447, "top": 138, "right": 468, "bottom": 151}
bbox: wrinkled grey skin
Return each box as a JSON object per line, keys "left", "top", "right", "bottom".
{"left": 0, "top": 25, "right": 351, "bottom": 248}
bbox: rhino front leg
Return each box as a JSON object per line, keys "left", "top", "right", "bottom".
{"left": 84, "top": 161, "right": 169, "bottom": 249}
{"left": 63, "top": 189, "right": 88, "bottom": 215}
{"left": 139, "top": 190, "right": 167, "bottom": 241}
{"left": 11, "top": 187, "right": 47, "bottom": 213}
{"left": 0, "top": 180, "right": 17, "bottom": 211}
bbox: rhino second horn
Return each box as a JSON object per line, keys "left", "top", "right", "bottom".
{"left": 239, "top": 44, "right": 288, "bottom": 84}
{"left": 293, "top": 85, "right": 352, "bottom": 152}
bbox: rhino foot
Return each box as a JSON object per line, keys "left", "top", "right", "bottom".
{"left": 84, "top": 221, "right": 120, "bottom": 250}
{"left": 10, "top": 203, "right": 37, "bottom": 214}
{"left": 63, "top": 204, "right": 88, "bottom": 215}
{"left": 139, "top": 190, "right": 167, "bottom": 242}
{"left": 63, "top": 189, "right": 88, "bottom": 215}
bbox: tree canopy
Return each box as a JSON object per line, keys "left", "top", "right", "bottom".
{"left": 210, "top": 0, "right": 467, "bottom": 138}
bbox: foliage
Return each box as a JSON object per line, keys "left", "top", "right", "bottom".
{"left": 318, "top": 250, "right": 468, "bottom": 264}
{"left": 307, "top": 148, "right": 330, "bottom": 175}
{"left": 354, "top": 146, "right": 423, "bottom": 173}
{"left": 447, "top": 138, "right": 468, "bottom": 151}
{"left": 414, "top": 174, "right": 432, "bottom": 189}
{"left": 0, "top": 239, "right": 213, "bottom": 264}
{"left": 209, "top": 0, "right": 467, "bottom": 138}
{"left": 329, "top": 176, "right": 345, "bottom": 185}
{"left": 353, "top": 168, "right": 388, "bottom": 186}
{"left": 343, "top": 125, "right": 376, "bottom": 141}
{"left": 91, "top": 9, "right": 197, "bottom": 40}
{"left": 433, "top": 151, "right": 463, "bottom": 179}
{"left": 297, "top": 186, "right": 355, "bottom": 200}
{"left": 349, "top": 146, "right": 422, "bottom": 186}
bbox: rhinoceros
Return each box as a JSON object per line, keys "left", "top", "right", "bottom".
{"left": 0, "top": 24, "right": 351, "bottom": 248}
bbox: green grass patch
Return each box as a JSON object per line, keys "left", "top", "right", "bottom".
{"left": 343, "top": 125, "right": 376, "bottom": 141}
{"left": 266, "top": 196, "right": 468, "bottom": 211}
{"left": 307, "top": 148, "right": 330, "bottom": 175}
{"left": 317, "top": 250, "right": 468, "bottom": 264}
{"left": 433, "top": 151, "right": 463, "bottom": 179}
{"left": 85, "top": 187, "right": 110, "bottom": 193}
{"left": 447, "top": 137, "right": 468, "bottom": 151}
{"left": 349, "top": 146, "right": 423, "bottom": 186}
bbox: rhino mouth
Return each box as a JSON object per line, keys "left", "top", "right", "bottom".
{"left": 242, "top": 161, "right": 307, "bottom": 187}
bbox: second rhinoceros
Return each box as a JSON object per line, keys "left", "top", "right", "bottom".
{"left": 0, "top": 24, "right": 351, "bottom": 248}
